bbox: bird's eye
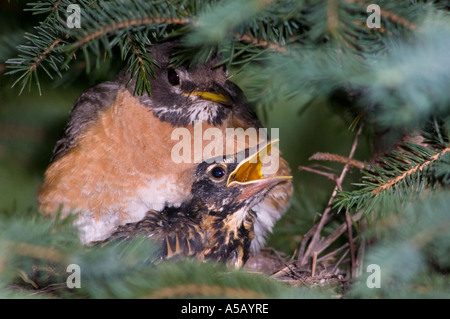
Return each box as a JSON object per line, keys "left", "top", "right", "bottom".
{"left": 211, "top": 166, "right": 226, "bottom": 180}
{"left": 167, "top": 68, "right": 180, "bottom": 86}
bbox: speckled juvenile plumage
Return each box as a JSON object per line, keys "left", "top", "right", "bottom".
{"left": 100, "top": 147, "right": 287, "bottom": 267}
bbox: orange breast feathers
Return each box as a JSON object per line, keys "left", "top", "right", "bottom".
{"left": 38, "top": 89, "right": 195, "bottom": 233}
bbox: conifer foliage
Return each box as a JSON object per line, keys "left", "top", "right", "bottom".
{"left": 1, "top": 0, "right": 449, "bottom": 298}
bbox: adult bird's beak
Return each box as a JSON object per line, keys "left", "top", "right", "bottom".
{"left": 226, "top": 139, "right": 292, "bottom": 198}
{"left": 182, "top": 83, "right": 232, "bottom": 106}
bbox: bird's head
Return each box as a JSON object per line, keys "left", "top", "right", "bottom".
{"left": 192, "top": 139, "right": 291, "bottom": 212}
{"left": 121, "top": 41, "right": 250, "bottom": 127}
{"left": 186, "top": 139, "right": 292, "bottom": 266}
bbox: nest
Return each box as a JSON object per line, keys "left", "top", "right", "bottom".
{"left": 246, "top": 248, "right": 350, "bottom": 295}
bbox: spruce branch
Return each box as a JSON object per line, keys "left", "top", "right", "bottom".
{"left": 347, "top": 191, "right": 450, "bottom": 298}
{"left": 379, "top": 7, "right": 419, "bottom": 31}
{"left": 6, "top": 0, "right": 193, "bottom": 95}
{"left": 345, "top": 0, "right": 420, "bottom": 31}
{"left": 0, "top": 210, "right": 323, "bottom": 298}
{"left": 373, "top": 145, "right": 450, "bottom": 195}
{"left": 334, "top": 142, "right": 450, "bottom": 216}
{"left": 6, "top": 241, "right": 67, "bottom": 264}
{"left": 29, "top": 35, "right": 67, "bottom": 72}
{"left": 25, "top": 0, "right": 63, "bottom": 15}
{"left": 71, "top": 17, "right": 189, "bottom": 50}
{"left": 6, "top": 24, "right": 69, "bottom": 95}
{"left": 122, "top": 36, "right": 158, "bottom": 95}
{"left": 236, "top": 33, "right": 286, "bottom": 53}
{"left": 8, "top": 0, "right": 444, "bottom": 97}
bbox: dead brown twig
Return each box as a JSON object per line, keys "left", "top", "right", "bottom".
{"left": 298, "top": 166, "right": 339, "bottom": 187}
{"left": 304, "top": 211, "right": 363, "bottom": 263}
{"left": 299, "top": 122, "right": 364, "bottom": 266}
{"left": 237, "top": 34, "right": 287, "bottom": 53}
{"left": 309, "top": 152, "right": 366, "bottom": 170}
{"left": 345, "top": 212, "right": 356, "bottom": 275}
{"left": 300, "top": 152, "right": 366, "bottom": 191}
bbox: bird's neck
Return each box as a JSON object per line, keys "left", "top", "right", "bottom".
{"left": 201, "top": 206, "right": 255, "bottom": 268}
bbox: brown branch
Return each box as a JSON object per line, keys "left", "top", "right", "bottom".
{"left": 6, "top": 241, "right": 66, "bottom": 264}
{"left": 317, "top": 242, "right": 349, "bottom": 263}
{"left": 300, "top": 122, "right": 364, "bottom": 265}
{"left": 380, "top": 8, "right": 419, "bottom": 31}
{"left": 229, "top": 0, "right": 287, "bottom": 53}
{"left": 309, "top": 152, "right": 366, "bottom": 170}
{"left": 311, "top": 252, "right": 318, "bottom": 277}
{"left": 271, "top": 262, "right": 301, "bottom": 279}
{"left": 52, "top": 0, "right": 62, "bottom": 12}
{"left": 237, "top": 34, "right": 286, "bottom": 53}
{"left": 327, "top": 0, "right": 340, "bottom": 35}
{"left": 332, "top": 249, "right": 349, "bottom": 275}
{"left": 73, "top": 17, "right": 190, "bottom": 49}
{"left": 297, "top": 213, "right": 333, "bottom": 261}
{"left": 345, "top": 212, "right": 356, "bottom": 276}
{"left": 354, "top": 218, "right": 367, "bottom": 278}
{"left": 298, "top": 166, "right": 339, "bottom": 185}
{"left": 345, "top": 0, "right": 419, "bottom": 31}
{"left": 309, "top": 211, "right": 363, "bottom": 259}
{"left": 372, "top": 146, "right": 450, "bottom": 195}
{"left": 29, "top": 36, "right": 67, "bottom": 72}
{"left": 127, "top": 37, "right": 146, "bottom": 76}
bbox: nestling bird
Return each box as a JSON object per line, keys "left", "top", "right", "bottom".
{"left": 100, "top": 141, "right": 292, "bottom": 268}
{"left": 38, "top": 40, "right": 293, "bottom": 255}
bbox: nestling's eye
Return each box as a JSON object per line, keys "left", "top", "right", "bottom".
{"left": 211, "top": 166, "right": 226, "bottom": 180}
{"left": 167, "top": 68, "right": 180, "bottom": 86}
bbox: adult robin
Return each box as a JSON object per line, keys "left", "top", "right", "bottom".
{"left": 98, "top": 141, "right": 292, "bottom": 268}
{"left": 38, "top": 40, "right": 293, "bottom": 255}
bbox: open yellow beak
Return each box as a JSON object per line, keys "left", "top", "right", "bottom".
{"left": 183, "top": 91, "right": 230, "bottom": 105}
{"left": 226, "top": 139, "right": 292, "bottom": 187}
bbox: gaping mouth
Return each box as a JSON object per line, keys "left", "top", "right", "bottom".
{"left": 226, "top": 139, "right": 292, "bottom": 188}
